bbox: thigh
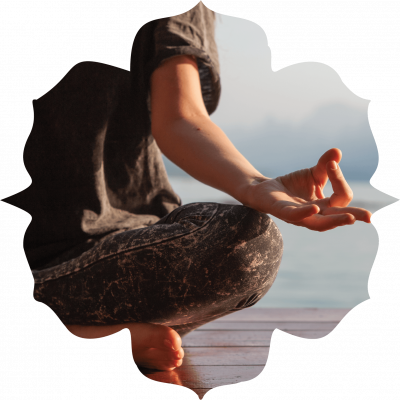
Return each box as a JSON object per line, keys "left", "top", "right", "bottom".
{"left": 33, "top": 203, "right": 283, "bottom": 333}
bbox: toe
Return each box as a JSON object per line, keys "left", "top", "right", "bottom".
{"left": 161, "top": 326, "right": 182, "bottom": 351}
{"left": 166, "top": 327, "right": 182, "bottom": 350}
{"left": 175, "top": 358, "right": 183, "bottom": 367}
{"left": 177, "top": 347, "right": 185, "bottom": 359}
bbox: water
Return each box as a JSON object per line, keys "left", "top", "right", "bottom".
{"left": 168, "top": 177, "right": 397, "bottom": 308}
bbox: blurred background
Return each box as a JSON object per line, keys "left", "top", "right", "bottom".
{"left": 163, "top": 12, "right": 396, "bottom": 308}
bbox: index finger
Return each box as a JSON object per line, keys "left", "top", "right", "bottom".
{"left": 327, "top": 161, "right": 353, "bottom": 207}
{"left": 310, "top": 148, "right": 342, "bottom": 186}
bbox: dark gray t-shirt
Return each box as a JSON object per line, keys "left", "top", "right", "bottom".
{"left": 4, "top": 2, "right": 221, "bottom": 270}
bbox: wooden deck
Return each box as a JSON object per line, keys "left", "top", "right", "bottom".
{"left": 140, "top": 308, "right": 351, "bottom": 399}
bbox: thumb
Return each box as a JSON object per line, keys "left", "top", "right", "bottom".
{"left": 327, "top": 160, "right": 353, "bottom": 207}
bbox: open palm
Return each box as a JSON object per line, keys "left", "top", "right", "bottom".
{"left": 247, "top": 148, "right": 372, "bottom": 231}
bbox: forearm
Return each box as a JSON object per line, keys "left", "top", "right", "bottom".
{"left": 152, "top": 114, "right": 268, "bottom": 205}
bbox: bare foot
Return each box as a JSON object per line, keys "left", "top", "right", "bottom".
{"left": 128, "top": 323, "right": 184, "bottom": 371}
{"left": 66, "top": 322, "right": 184, "bottom": 371}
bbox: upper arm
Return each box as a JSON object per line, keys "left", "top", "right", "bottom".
{"left": 150, "top": 55, "right": 210, "bottom": 136}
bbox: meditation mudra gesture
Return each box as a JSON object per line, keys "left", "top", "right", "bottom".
{"left": 5, "top": 3, "right": 371, "bottom": 371}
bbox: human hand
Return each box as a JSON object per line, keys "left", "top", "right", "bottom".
{"left": 245, "top": 148, "right": 372, "bottom": 231}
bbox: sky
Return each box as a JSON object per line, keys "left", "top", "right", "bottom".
{"left": 164, "top": 10, "right": 378, "bottom": 181}
{"left": 211, "top": 12, "right": 368, "bottom": 129}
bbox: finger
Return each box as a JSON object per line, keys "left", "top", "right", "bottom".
{"left": 278, "top": 203, "right": 320, "bottom": 222}
{"left": 326, "top": 161, "right": 353, "bottom": 207}
{"left": 322, "top": 206, "right": 372, "bottom": 223}
{"left": 299, "top": 213, "right": 356, "bottom": 232}
{"left": 310, "top": 148, "right": 342, "bottom": 186}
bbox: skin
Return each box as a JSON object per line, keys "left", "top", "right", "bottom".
{"left": 65, "top": 56, "right": 372, "bottom": 371}
{"left": 244, "top": 152, "right": 371, "bottom": 231}
{"left": 65, "top": 148, "right": 372, "bottom": 371}
{"left": 66, "top": 323, "right": 184, "bottom": 371}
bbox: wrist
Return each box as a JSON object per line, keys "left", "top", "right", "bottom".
{"left": 236, "top": 175, "right": 271, "bottom": 208}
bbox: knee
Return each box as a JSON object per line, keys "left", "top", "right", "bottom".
{"left": 246, "top": 208, "right": 284, "bottom": 265}
{"left": 161, "top": 202, "right": 284, "bottom": 295}
{"left": 225, "top": 205, "right": 283, "bottom": 290}
{"left": 219, "top": 204, "right": 283, "bottom": 258}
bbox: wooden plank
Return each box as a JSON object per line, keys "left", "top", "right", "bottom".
{"left": 182, "top": 330, "right": 331, "bottom": 347}
{"left": 183, "top": 346, "right": 270, "bottom": 366}
{"left": 280, "top": 330, "right": 333, "bottom": 340}
{"left": 196, "top": 321, "right": 339, "bottom": 331}
{"left": 140, "top": 309, "right": 347, "bottom": 398}
{"left": 141, "top": 365, "right": 264, "bottom": 389}
{"left": 218, "top": 308, "right": 351, "bottom": 322}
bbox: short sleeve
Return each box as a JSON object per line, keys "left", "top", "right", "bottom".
{"left": 151, "top": 2, "right": 221, "bottom": 115}
{"left": 131, "top": 2, "right": 221, "bottom": 120}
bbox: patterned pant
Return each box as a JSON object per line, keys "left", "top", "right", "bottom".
{"left": 33, "top": 202, "right": 283, "bottom": 336}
